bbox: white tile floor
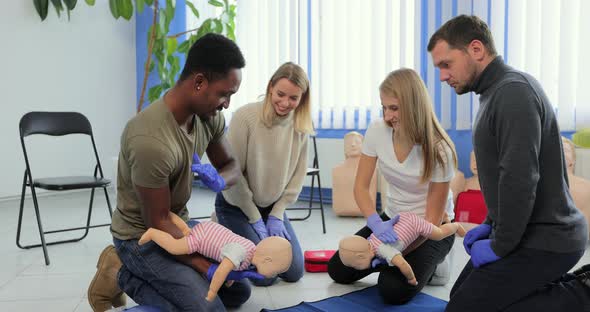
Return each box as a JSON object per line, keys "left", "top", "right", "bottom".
{"left": 0, "top": 188, "right": 588, "bottom": 312}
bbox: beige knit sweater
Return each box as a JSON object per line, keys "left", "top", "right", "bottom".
{"left": 222, "top": 101, "right": 309, "bottom": 222}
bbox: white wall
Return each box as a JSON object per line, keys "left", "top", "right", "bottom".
{"left": 0, "top": 2, "right": 136, "bottom": 199}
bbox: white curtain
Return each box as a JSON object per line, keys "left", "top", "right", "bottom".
{"left": 311, "top": 0, "right": 416, "bottom": 129}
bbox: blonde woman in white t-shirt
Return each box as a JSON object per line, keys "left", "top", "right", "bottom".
{"left": 328, "top": 68, "right": 458, "bottom": 304}
{"left": 215, "top": 62, "right": 314, "bottom": 287}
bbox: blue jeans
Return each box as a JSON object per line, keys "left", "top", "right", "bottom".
{"left": 114, "top": 220, "right": 251, "bottom": 312}
{"left": 447, "top": 248, "right": 589, "bottom": 311}
{"left": 215, "top": 193, "right": 304, "bottom": 286}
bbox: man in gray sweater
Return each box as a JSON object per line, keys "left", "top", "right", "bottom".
{"left": 429, "top": 15, "right": 589, "bottom": 311}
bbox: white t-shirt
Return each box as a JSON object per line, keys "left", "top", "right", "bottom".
{"left": 362, "top": 120, "right": 455, "bottom": 220}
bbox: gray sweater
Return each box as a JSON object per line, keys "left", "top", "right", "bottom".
{"left": 471, "top": 57, "right": 588, "bottom": 257}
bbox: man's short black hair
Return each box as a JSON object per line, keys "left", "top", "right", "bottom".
{"left": 179, "top": 33, "right": 245, "bottom": 82}
{"left": 427, "top": 15, "right": 497, "bottom": 56}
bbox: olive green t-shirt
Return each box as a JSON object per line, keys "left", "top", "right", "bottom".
{"left": 110, "top": 98, "right": 225, "bottom": 240}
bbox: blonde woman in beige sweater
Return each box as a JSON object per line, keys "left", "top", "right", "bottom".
{"left": 215, "top": 62, "right": 314, "bottom": 286}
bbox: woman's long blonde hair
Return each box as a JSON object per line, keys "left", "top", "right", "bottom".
{"left": 261, "top": 62, "right": 314, "bottom": 134}
{"left": 379, "top": 68, "right": 458, "bottom": 183}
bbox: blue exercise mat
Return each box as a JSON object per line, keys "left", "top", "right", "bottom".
{"left": 262, "top": 286, "right": 447, "bottom": 312}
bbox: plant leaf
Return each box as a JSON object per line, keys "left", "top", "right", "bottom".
{"left": 158, "top": 13, "right": 169, "bottom": 38}
{"left": 119, "top": 0, "right": 133, "bottom": 20}
{"left": 84, "top": 0, "right": 95, "bottom": 5}
{"left": 148, "top": 84, "right": 164, "bottom": 102}
{"left": 177, "top": 40, "right": 191, "bottom": 53}
{"left": 208, "top": 0, "right": 223, "bottom": 8}
{"left": 185, "top": 1, "right": 199, "bottom": 19}
{"left": 165, "top": 0, "right": 175, "bottom": 25}
{"left": 108, "top": 0, "right": 119, "bottom": 19}
{"left": 50, "top": 0, "right": 63, "bottom": 18}
{"left": 33, "top": 0, "right": 49, "bottom": 21}
{"left": 136, "top": 0, "right": 145, "bottom": 13}
{"left": 166, "top": 38, "right": 178, "bottom": 55}
{"left": 213, "top": 19, "right": 222, "bottom": 33}
{"left": 144, "top": 0, "right": 153, "bottom": 5}
{"left": 63, "top": 0, "right": 76, "bottom": 10}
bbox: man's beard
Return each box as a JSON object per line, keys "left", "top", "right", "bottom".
{"left": 455, "top": 63, "right": 479, "bottom": 94}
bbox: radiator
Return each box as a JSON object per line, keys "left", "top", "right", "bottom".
{"left": 575, "top": 148, "right": 590, "bottom": 180}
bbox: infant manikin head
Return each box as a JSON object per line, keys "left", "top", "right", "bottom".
{"left": 344, "top": 132, "right": 364, "bottom": 159}
{"left": 562, "top": 136, "right": 576, "bottom": 174}
{"left": 338, "top": 235, "right": 375, "bottom": 270}
{"left": 251, "top": 236, "right": 293, "bottom": 277}
{"left": 470, "top": 151, "right": 478, "bottom": 176}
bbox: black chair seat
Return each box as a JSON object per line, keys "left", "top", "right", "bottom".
{"left": 306, "top": 168, "right": 320, "bottom": 175}
{"left": 33, "top": 176, "right": 111, "bottom": 191}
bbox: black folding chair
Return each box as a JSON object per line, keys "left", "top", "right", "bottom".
{"left": 17, "top": 112, "right": 113, "bottom": 265}
{"left": 287, "top": 135, "right": 326, "bottom": 233}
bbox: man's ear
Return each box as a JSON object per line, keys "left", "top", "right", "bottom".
{"left": 263, "top": 256, "right": 273, "bottom": 264}
{"left": 193, "top": 73, "right": 208, "bottom": 91}
{"left": 468, "top": 39, "right": 486, "bottom": 61}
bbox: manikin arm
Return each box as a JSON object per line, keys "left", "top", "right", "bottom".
{"left": 206, "top": 257, "right": 235, "bottom": 302}
{"left": 391, "top": 255, "right": 417, "bottom": 285}
{"left": 138, "top": 228, "right": 191, "bottom": 255}
{"left": 429, "top": 222, "right": 467, "bottom": 240}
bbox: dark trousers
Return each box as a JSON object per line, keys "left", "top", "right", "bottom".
{"left": 447, "top": 247, "right": 590, "bottom": 312}
{"left": 327, "top": 213, "right": 455, "bottom": 304}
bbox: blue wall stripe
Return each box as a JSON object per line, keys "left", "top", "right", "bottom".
{"left": 434, "top": 0, "right": 442, "bottom": 122}
{"left": 487, "top": 0, "right": 492, "bottom": 28}
{"left": 504, "top": 0, "right": 509, "bottom": 62}
{"left": 420, "top": 0, "right": 429, "bottom": 82}
{"left": 307, "top": 0, "right": 312, "bottom": 83}
{"left": 450, "top": 0, "right": 457, "bottom": 129}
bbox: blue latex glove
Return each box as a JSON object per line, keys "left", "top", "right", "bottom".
{"left": 371, "top": 257, "right": 388, "bottom": 269}
{"left": 251, "top": 219, "right": 269, "bottom": 240}
{"left": 470, "top": 239, "right": 501, "bottom": 268}
{"left": 206, "top": 263, "right": 265, "bottom": 282}
{"left": 266, "top": 216, "right": 292, "bottom": 240}
{"left": 463, "top": 223, "right": 492, "bottom": 255}
{"left": 192, "top": 154, "right": 226, "bottom": 192}
{"left": 366, "top": 213, "right": 400, "bottom": 244}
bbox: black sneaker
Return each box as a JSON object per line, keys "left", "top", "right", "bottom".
{"left": 574, "top": 264, "right": 590, "bottom": 288}
{"left": 573, "top": 264, "right": 590, "bottom": 276}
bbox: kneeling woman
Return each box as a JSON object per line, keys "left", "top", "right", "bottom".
{"left": 215, "top": 62, "right": 314, "bottom": 286}
{"left": 328, "top": 68, "right": 458, "bottom": 304}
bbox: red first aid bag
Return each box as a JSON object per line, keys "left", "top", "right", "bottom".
{"left": 455, "top": 189, "right": 488, "bottom": 224}
{"left": 304, "top": 250, "right": 336, "bottom": 272}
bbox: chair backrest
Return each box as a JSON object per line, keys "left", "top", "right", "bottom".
{"left": 20, "top": 112, "right": 93, "bottom": 138}
{"left": 19, "top": 111, "right": 104, "bottom": 179}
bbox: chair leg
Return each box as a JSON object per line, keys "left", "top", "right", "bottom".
{"left": 76, "top": 188, "right": 96, "bottom": 242}
{"left": 30, "top": 185, "right": 50, "bottom": 266}
{"left": 16, "top": 171, "right": 28, "bottom": 250}
{"left": 316, "top": 173, "right": 326, "bottom": 234}
{"left": 291, "top": 177, "right": 314, "bottom": 221}
{"left": 103, "top": 187, "right": 113, "bottom": 218}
